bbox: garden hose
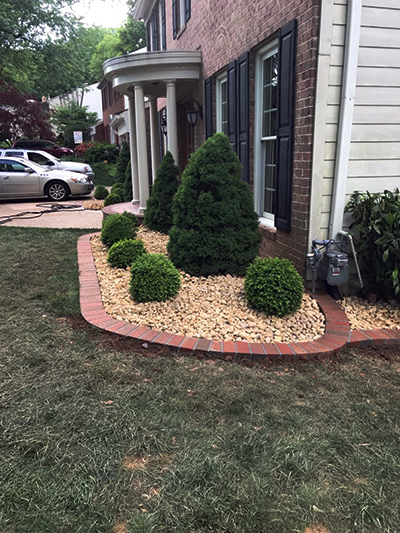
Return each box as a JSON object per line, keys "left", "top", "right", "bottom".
{"left": 0, "top": 203, "right": 83, "bottom": 225}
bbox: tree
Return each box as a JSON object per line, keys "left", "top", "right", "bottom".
{"left": 90, "top": 18, "right": 145, "bottom": 80}
{"left": 167, "top": 133, "right": 261, "bottom": 276}
{"left": 51, "top": 102, "right": 98, "bottom": 148}
{"left": 0, "top": 84, "right": 53, "bottom": 146}
{"left": 144, "top": 152, "right": 180, "bottom": 234}
{"left": 115, "top": 142, "right": 131, "bottom": 183}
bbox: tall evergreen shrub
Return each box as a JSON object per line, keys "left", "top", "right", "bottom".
{"left": 115, "top": 142, "right": 131, "bottom": 183}
{"left": 167, "top": 132, "right": 261, "bottom": 276}
{"left": 123, "top": 161, "right": 132, "bottom": 201}
{"left": 144, "top": 151, "right": 179, "bottom": 234}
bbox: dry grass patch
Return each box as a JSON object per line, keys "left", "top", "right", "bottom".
{"left": 113, "top": 521, "right": 128, "bottom": 533}
{"left": 304, "top": 526, "right": 330, "bottom": 533}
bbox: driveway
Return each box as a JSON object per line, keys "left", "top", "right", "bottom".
{"left": 0, "top": 194, "right": 103, "bottom": 228}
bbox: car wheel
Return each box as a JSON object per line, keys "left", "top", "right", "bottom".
{"left": 46, "top": 181, "right": 70, "bottom": 201}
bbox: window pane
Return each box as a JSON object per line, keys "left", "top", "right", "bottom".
{"left": 262, "top": 53, "right": 278, "bottom": 138}
{"left": 263, "top": 139, "right": 276, "bottom": 215}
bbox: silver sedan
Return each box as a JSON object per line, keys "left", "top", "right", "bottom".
{"left": 0, "top": 157, "right": 94, "bottom": 201}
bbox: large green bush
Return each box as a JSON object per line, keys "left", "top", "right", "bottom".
{"left": 144, "top": 151, "right": 179, "bottom": 234}
{"left": 94, "top": 185, "right": 109, "bottom": 200}
{"left": 111, "top": 182, "right": 124, "bottom": 196}
{"left": 104, "top": 192, "right": 121, "bottom": 207}
{"left": 123, "top": 161, "right": 132, "bottom": 201}
{"left": 244, "top": 257, "right": 304, "bottom": 317}
{"left": 347, "top": 189, "right": 400, "bottom": 300}
{"left": 122, "top": 210, "right": 139, "bottom": 227}
{"left": 107, "top": 238, "right": 146, "bottom": 269}
{"left": 101, "top": 213, "right": 138, "bottom": 247}
{"left": 115, "top": 142, "right": 131, "bottom": 183}
{"left": 167, "top": 133, "right": 261, "bottom": 276}
{"left": 130, "top": 254, "right": 181, "bottom": 302}
{"left": 85, "top": 142, "right": 119, "bottom": 165}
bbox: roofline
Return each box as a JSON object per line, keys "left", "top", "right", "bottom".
{"left": 133, "top": 0, "right": 158, "bottom": 22}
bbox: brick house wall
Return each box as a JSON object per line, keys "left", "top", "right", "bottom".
{"left": 149, "top": 0, "right": 321, "bottom": 273}
{"left": 101, "top": 81, "right": 126, "bottom": 144}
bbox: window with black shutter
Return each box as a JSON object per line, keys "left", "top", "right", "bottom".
{"left": 151, "top": 8, "right": 159, "bottom": 51}
{"left": 160, "top": 0, "right": 166, "bottom": 50}
{"left": 185, "top": 0, "right": 191, "bottom": 22}
{"left": 226, "top": 60, "right": 237, "bottom": 153}
{"left": 204, "top": 76, "right": 213, "bottom": 139}
{"left": 275, "top": 19, "right": 297, "bottom": 232}
{"left": 172, "top": 0, "right": 177, "bottom": 38}
{"left": 238, "top": 52, "right": 249, "bottom": 182}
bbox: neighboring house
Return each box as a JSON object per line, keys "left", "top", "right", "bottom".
{"left": 49, "top": 83, "right": 103, "bottom": 118}
{"left": 98, "top": 79, "right": 127, "bottom": 144}
{"left": 100, "top": 0, "right": 400, "bottom": 274}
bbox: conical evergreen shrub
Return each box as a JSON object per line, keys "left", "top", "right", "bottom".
{"left": 123, "top": 161, "right": 132, "bottom": 201}
{"left": 115, "top": 142, "right": 130, "bottom": 183}
{"left": 144, "top": 151, "right": 180, "bottom": 234}
{"left": 167, "top": 132, "right": 261, "bottom": 276}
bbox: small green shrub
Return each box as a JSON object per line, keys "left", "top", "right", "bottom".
{"left": 107, "top": 239, "right": 146, "bottom": 268}
{"left": 111, "top": 182, "right": 124, "bottom": 196}
{"left": 144, "top": 151, "right": 179, "bottom": 234}
{"left": 104, "top": 192, "right": 121, "bottom": 207}
{"left": 130, "top": 254, "right": 181, "bottom": 302}
{"left": 244, "top": 257, "right": 304, "bottom": 317}
{"left": 101, "top": 213, "right": 138, "bottom": 247}
{"left": 85, "top": 142, "right": 119, "bottom": 165}
{"left": 123, "top": 161, "right": 132, "bottom": 201}
{"left": 347, "top": 188, "right": 400, "bottom": 300}
{"left": 94, "top": 185, "right": 109, "bottom": 200}
{"left": 122, "top": 210, "right": 139, "bottom": 227}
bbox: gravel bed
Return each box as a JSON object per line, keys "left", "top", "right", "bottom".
{"left": 82, "top": 199, "right": 104, "bottom": 210}
{"left": 91, "top": 227, "right": 325, "bottom": 343}
{"left": 340, "top": 296, "right": 400, "bottom": 330}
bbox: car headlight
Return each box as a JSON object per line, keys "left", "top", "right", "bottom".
{"left": 84, "top": 166, "right": 92, "bottom": 173}
{"left": 71, "top": 176, "right": 88, "bottom": 183}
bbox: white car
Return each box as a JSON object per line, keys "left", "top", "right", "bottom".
{"left": 0, "top": 157, "right": 94, "bottom": 201}
{"left": 0, "top": 149, "right": 94, "bottom": 179}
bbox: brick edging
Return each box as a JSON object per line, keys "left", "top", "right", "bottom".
{"left": 77, "top": 234, "right": 400, "bottom": 363}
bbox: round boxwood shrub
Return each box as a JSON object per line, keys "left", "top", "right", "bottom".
{"left": 130, "top": 254, "right": 181, "bottom": 302}
{"left": 107, "top": 238, "right": 146, "bottom": 268}
{"left": 167, "top": 132, "right": 261, "bottom": 276}
{"left": 144, "top": 151, "right": 179, "bottom": 234}
{"left": 101, "top": 213, "right": 138, "bottom": 247}
{"left": 104, "top": 192, "right": 121, "bottom": 207}
{"left": 111, "top": 182, "right": 124, "bottom": 196}
{"left": 94, "top": 185, "right": 109, "bottom": 200}
{"left": 244, "top": 257, "right": 304, "bottom": 317}
{"left": 122, "top": 210, "right": 139, "bottom": 227}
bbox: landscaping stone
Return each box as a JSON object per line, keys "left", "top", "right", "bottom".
{"left": 91, "top": 228, "right": 325, "bottom": 344}
{"left": 340, "top": 296, "right": 400, "bottom": 330}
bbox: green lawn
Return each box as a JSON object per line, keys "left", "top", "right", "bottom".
{"left": 92, "top": 165, "right": 116, "bottom": 187}
{"left": 1, "top": 227, "right": 400, "bottom": 533}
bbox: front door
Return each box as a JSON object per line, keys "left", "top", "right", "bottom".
{"left": 0, "top": 159, "right": 40, "bottom": 197}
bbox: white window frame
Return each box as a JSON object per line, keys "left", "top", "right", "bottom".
{"left": 158, "top": 1, "right": 163, "bottom": 50}
{"left": 215, "top": 72, "right": 228, "bottom": 135}
{"left": 179, "top": 0, "right": 185, "bottom": 30}
{"left": 254, "top": 39, "right": 278, "bottom": 228}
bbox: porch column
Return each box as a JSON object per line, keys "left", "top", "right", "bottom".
{"left": 134, "top": 83, "right": 150, "bottom": 213}
{"left": 166, "top": 80, "right": 178, "bottom": 166}
{"left": 149, "top": 97, "right": 161, "bottom": 183}
{"left": 128, "top": 94, "right": 140, "bottom": 203}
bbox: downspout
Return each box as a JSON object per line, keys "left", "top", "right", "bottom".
{"left": 329, "top": 0, "right": 362, "bottom": 239}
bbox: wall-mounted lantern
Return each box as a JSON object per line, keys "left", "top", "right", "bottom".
{"left": 160, "top": 109, "right": 167, "bottom": 136}
{"left": 187, "top": 100, "right": 203, "bottom": 127}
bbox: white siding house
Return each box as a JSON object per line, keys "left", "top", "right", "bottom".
{"left": 309, "top": 0, "right": 400, "bottom": 244}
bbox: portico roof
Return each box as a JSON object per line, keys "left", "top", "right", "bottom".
{"left": 102, "top": 50, "right": 202, "bottom": 98}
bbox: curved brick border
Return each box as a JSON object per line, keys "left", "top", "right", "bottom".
{"left": 77, "top": 233, "right": 400, "bottom": 362}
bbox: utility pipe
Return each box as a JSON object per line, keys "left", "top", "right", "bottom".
{"left": 329, "top": 0, "right": 362, "bottom": 239}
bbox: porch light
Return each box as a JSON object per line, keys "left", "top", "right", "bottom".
{"left": 160, "top": 110, "right": 167, "bottom": 136}
{"left": 187, "top": 100, "right": 203, "bottom": 127}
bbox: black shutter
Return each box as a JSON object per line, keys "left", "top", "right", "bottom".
{"left": 227, "top": 59, "right": 237, "bottom": 153}
{"left": 275, "top": 19, "right": 297, "bottom": 233}
{"left": 158, "top": 110, "right": 165, "bottom": 161}
{"left": 185, "top": 0, "right": 191, "bottom": 22}
{"left": 161, "top": 0, "right": 166, "bottom": 50}
{"left": 146, "top": 23, "right": 151, "bottom": 51}
{"left": 151, "top": 9, "right": 158, "bottom": 51}
{"left": 172, "top": 0, "right": 177, "bottom": 39}
{"left": 204, "top": 76, "right": 213, "bottom": 139}
{"left": 238, "top": 52, "right": 249, "bottom": 182}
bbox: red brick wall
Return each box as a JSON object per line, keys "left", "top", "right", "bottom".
{"left": 154, "top": 0, "right": 320, "bottom": 273}
{"left": 101, "top": 83, "right": 126, "bottom": 141}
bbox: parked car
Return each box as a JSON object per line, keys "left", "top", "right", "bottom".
{"left": 0, "top": 149, "right": 94, "bottom": 179}
{"left": 0, "top": 157, "right": 94, "bottom": 201}
{"left": 11, "top": 140, "right": 73, "bottom": 158}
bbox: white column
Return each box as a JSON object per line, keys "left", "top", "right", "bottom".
{"left": 149, "top": 97, "right": 161, "bottom": 183}
{"left": 128, "top": 94, "right": 140, "bottom": 204}
{"left": 166, "top": 80, "right": 178, "bottom": 166}
{"left": 134, "top": 84, "right": 150, "bottom": 213}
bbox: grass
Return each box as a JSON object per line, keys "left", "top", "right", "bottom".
{"left": 1, "top": 227, "right": 400, "bottom": 532}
